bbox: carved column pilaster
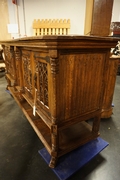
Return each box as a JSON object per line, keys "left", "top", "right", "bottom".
{"left": 14, "top": 47, "right": 23, "bottom": 89}
{"left": 49, "top": 50, "right": 59, "bottom": 124}
{"left": 49, "top": 50, "right": 59, "bottom": 168}
{"left": 14, "top": 47, "right": 24, "bottom": 101}
{"left": 10, "top": 46, "right": 17, "bottom": 88}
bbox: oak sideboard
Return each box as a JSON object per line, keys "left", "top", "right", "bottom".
{"left": 0, "top": 35, "right": 119, "bottom": 168}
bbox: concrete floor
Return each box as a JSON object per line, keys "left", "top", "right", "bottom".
{"left": 0, "top": 72, "right": 120, "bottom": 180}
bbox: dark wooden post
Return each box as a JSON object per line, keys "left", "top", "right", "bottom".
{"left": 84, "top": 0, "right": 114, "bottom": 36}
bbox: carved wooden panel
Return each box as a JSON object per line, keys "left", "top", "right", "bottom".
{"left": 22, "top": 50, "right": 33, "bottom": 98}
{"left": 4, "top": 46, "right": 15, "bottom": 80}
{"left": 34, "top": 52, "right": 49, "bottom": 109}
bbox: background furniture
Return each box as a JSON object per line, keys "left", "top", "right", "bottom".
{"left": 101, "top": 56, "right": 119, "bottom": 118}
{"left": 84, "top": 0, "right": 114, "bottom": 36}
{"left": 32, "top": 19, "right": 70, "bottom": 36}
{"left": 111, "top": 22, "right": 120, "bottom": 37}
{"left": 84, "top": 0, "right": 119, "bottom": 118}
{"left": 0, "top": 35, "right": 119, "bottom": 168}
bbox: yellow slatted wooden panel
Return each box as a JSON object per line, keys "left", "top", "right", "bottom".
{"left": 33, "top": 19, "right": 70, "bottom": 36}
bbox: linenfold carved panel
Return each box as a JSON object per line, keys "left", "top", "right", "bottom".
{"left": 59, "top": 52, "right": 106, "bottom": 120}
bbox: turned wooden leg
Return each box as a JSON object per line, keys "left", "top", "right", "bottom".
{"left": 49, "top": 125, "right": 58, "bottom": 168}
{"left": 49, "top": 155, "right": 58, "bottom": 168}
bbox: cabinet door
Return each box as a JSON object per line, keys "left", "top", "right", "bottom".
{"left": 22, "top": 50, "right": 33, "bottom": 99}
{"left": 33, "top": 51, "right": 50, "bottom": 117}
{"left": 4, "top": 46, "right": 16, "bottom": 82}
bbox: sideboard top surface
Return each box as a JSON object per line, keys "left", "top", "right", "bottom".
{"left": 0, "top": 35, "right": 120, "bottom": 49}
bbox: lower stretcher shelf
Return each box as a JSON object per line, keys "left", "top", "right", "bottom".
{"left": 8, "top": 86, "right": 99, "bottom": 158}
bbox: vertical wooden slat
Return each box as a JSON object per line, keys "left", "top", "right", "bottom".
{"left": 67, "top": 29, "right": 70, "bottom": 35}
{"left": 45, "top": 28, "right": 47, "bottom": 35}
{"left": 56, "top": 28, "right": 58, "bottom": 35}
{"left": 37, "top": 29, "right": 40, "bottom": 36}
{"left": 60, "top": 29, "right": 62, "bottom": 35}
{"left": 63, "top": 28, "right": 66, "bottom": 35}
{"left": 52, "top": 28, "right": 55, "bottom": 35}
{"left": 41, "top": 28, "right": 43, "bottom": 35}
{"left": 49, "top": 28, "right": 51, "bottom": 35}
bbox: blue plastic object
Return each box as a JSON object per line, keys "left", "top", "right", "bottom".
{"left": 39, "top": 137, "right": 109, "bottom": 180}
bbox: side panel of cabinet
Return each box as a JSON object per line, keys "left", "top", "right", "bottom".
{"left": 56, "top": 50, "right": 109, "bottom": 123}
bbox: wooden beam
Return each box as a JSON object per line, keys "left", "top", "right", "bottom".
{"left": 84, "top": 0, "right": 114, "bottom": 36}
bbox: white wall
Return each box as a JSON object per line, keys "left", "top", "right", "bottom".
{"left": 7, "top": 0, "right": 86, "bottom": 38}
{"left": 7, "top": 0, "right": 120, "bottom": 39}
{"left": 111, "top": 0, "right": 120, "bottom": 22}
{"left": 0, "top": 0, "right": 11, "bottom": 40}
